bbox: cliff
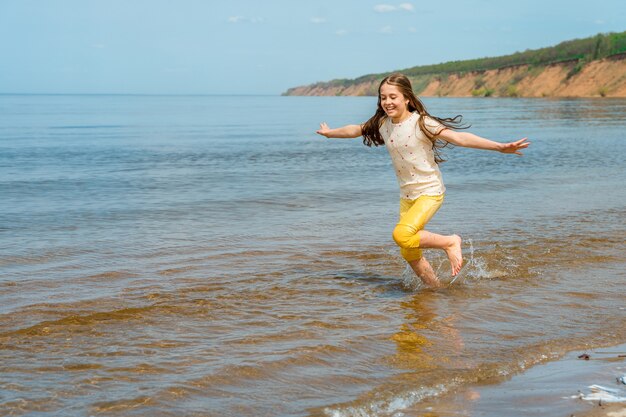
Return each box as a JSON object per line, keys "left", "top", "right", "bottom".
{"left": 284, "top": 32, "right": 626, "bottom": 98}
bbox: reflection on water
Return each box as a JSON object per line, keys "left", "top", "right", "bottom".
{"left": 0, "top": 95, "right": 625, "bottom": 417}
{"left": 391, "top": 294, "right": 467, "bottom": 380}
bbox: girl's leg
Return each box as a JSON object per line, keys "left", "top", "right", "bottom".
{"left": 417, "top": 231, "right": 463, "bottom": 276}
{"left": 394, "top": 194, "right": 463, "bottom": 279}
{"left": 408, "top": 256, "right": 443, "bottom": 288}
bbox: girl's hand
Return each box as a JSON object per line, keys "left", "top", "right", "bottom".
{"left": 316, "top": 122, "right": 332, "bottom": 138}
{"left": 500, "top": 137, "right": 530, "bottom": 156}
{"left": 316, "top": 123, "right": 362, "bottom": 139}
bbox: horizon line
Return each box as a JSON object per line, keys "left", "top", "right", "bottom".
{"left": 0, "top": 92, "right": 286, "bottom": 97}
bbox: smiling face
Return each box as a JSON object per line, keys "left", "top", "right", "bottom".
{"left": 379, "top": 82, "right": 411, "bottom": 123}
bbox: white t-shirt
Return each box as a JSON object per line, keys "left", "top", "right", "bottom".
{"left": 380, "top": 111, "right": 446, "bottom": 200}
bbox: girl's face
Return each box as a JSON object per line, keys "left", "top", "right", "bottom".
{"left": 379, "top": 83, "right": 410, "bottom": 121}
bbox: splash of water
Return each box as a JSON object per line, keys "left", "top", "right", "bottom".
{"left": 447, "top": 238, "right": 512, "bottom": 287}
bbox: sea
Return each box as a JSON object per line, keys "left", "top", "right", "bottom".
{"left": 1, "top": 94, "right": 625, "bottom": 417}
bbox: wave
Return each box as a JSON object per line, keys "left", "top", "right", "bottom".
{"left": 316, "top": 338, "right": 617, "bottom": 417}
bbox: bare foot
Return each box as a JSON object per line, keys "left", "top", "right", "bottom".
{"left": 444, "top": 235, "right": 463, "bottom": 276}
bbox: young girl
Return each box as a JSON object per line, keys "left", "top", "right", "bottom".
{"left": 316, "top": 73, "right": 529, "bottom": 288}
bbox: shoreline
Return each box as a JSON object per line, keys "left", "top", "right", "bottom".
{"left": 416, "top": 343, "right": 626, "bottom": 416}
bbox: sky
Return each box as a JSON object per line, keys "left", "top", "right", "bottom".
{"left": 0, "top": 0, "right": 625, "bottom": 95}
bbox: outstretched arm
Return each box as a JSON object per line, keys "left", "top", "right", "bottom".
{"left": 316, "top": 122, "right": 363, "bottom": 139}
{"left": 438, "top": 129, "right": 530, "bottom": 156}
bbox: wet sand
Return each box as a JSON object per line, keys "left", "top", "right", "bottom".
{"left": 410, "top": 343, "right": 626, "bottom": 416}
{"left": 579, "top": 404, "right": 626, "bottom": 417}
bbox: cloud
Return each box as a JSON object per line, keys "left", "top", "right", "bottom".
{"left": 335, "top": 29, "right": 348, "bottom": 36}
{"left": 379, "top": 25, "right": 393, "bottom": 34}
{"left": 374, "top": 4, "right": 396, "bottom": 12}
{"left": 374, "top": 3, "right": 414, "bottom": 12}
{"left": 310, "top": 17, "right": 327, "bottom": 24}
{"left": 228, "top": 16, "right": 263, "bottom": 23}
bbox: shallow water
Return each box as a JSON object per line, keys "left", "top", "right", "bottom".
{"left": 0, "top": 95, "right": 625, "bottom": 416}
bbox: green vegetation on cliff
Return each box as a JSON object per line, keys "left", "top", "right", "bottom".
{"left": 286, "top": 30, "right": 626, "bottom": 94}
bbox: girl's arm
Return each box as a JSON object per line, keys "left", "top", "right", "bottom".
{"left": 438, "top": 129, "right": 530, "bottom": 155}
{"left": 316, "top": 122, "right": 363, "bottom": 139}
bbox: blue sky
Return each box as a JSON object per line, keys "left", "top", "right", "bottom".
{"left": 0, "top": 0, "right": 624, "bottom": 95}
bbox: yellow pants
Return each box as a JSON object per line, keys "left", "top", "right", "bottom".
{"left": 392, "top": 194, "right": 444, "bottom": 262}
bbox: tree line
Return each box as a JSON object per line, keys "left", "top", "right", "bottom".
{"left": 307, "top": 31, "right": 626, "bottom": 89}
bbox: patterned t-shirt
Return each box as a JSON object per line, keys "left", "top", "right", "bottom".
{"left": 379, "top": 111, "right": 446, "bottom": 200}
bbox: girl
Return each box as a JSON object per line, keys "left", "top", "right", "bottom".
{"left": 316, "top": 73, "right": 529, "bottom": 288}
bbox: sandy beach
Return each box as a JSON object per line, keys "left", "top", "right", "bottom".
{"left": 409, "top": 344, "right": 626, "bottom": 417}
{"left": 579, "top": 404, "right": 626, "bottom": 417}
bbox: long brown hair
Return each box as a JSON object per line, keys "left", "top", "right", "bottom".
{"left": 361, "top": 73, "right": 466, "bottom": 163}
